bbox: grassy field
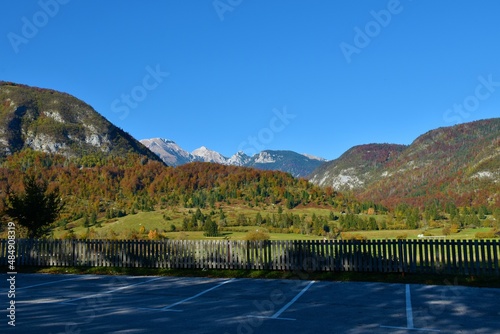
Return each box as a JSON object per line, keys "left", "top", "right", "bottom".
{"left": 49, "top": 207, "right": 499, "bottom": 241}
{"left": 340, "top": 227, "right": 495, "bottom": 240}
{"left": 54, "top": 206, "right": 340, "bottom": 240}
{"left": 160, "top": 229, "right": 325, "bottom": 241}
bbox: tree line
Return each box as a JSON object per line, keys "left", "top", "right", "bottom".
{"left": 1, "top": 149, "right": 498, "bottom": 239}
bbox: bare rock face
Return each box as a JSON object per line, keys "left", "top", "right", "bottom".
{"left": 25, "top": 132, "right": 68, "bottom": 153}
{"left": 0, "top": 81, "right": 160, "bottom": 161}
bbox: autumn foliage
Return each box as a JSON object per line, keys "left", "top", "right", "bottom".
{"left": 0, "top": 149, "right": 345, "bottom": 224}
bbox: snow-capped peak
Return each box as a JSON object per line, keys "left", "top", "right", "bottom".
{"left": 139, "top": 138, "right": 193, "bottom": 166}
{"left": 228, "top": 151, "right": 251, "bottom": 166}
{"left": 140, "top": 138, "right": 326, "bottom": 177}
{"left": 192, "top": 146, "right": 228, "bottom": 164}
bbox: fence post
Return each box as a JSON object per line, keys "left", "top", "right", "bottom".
{"left": 398, "top": 239, "right": 404, "bottom": 273}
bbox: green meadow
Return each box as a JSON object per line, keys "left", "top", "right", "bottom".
{"left": 53, "top": 207, "right": 497, "bottom": 241}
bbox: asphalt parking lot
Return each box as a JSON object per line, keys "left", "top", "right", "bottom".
{"left": 2, "top": 273, "right": 500, "bottom": 333}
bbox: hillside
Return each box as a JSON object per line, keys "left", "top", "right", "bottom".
{"left": 309, "top": 143, "right": 407, "bottom": 190}
{"left": 0, "top": 82, "right": 161, "bottom": 161}
{"left": 0, "top": 150, "right": 346, "bottom": 225}
{"left": 309, "top": 118, "right": 500, "bottom": 208}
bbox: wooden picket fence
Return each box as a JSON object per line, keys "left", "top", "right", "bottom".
{"left": 1, "top": 238, "right": 499, "bottom": 275}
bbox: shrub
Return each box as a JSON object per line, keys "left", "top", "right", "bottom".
{"left": 450, "top": 224, "right": 460, "bottom": 234}
{"left": 481, "top": 219, "right": 495, "bottom": 228}
{"left": 341, "top": 233, "right": 367, "bottom": 241}
{"left": 245, "top": 230, "right": 270, "bottom": 241}
{"left": 474, "top": 231, "right": 499, "bottom": 239}
{"left": 396, "top": 234, "right": 408, "bottom": 240}
{"left": 148, "top": 229, "right": 159, "bottom": 240}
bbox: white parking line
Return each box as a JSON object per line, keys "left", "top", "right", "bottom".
{"left": 381, "top": 284, "right": 441, "bottom": 332}
{"left": 162, "top": 278, "right": 235, "bottom": 311}
{"left": 250, "top": 280, "right": 316, "bottom": 321}
{"left": 138, "top": 278, "right": 235, "bottom": 312}
{"left": 60, "top": 277, "right": 163, "bottom": 305}
{"left": 18, "top": 275, "right": 98, "bottom": 290}
{"left": 406, "top": 284, "right": 414, "bottom": 329}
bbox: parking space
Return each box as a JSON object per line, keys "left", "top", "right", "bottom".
{"left": 2, "top": 273, "right": 500, "bottom": 333}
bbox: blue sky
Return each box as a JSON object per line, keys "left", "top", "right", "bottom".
{"left": 2, "top": 1, "right": 499, "bottom": 160}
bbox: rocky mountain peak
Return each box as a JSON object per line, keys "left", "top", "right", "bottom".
{"left": 0, "top": 82, "right": 161, "bottom": 162}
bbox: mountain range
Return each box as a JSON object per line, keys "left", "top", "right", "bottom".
{"left": 0, "top": 82, "right": 498, "bottom": 208}
{"left": 309, "top": 118, "right": 500, "bottom": 208}
{"left": 139, "top": 138, "right": 326, "bottom": 177}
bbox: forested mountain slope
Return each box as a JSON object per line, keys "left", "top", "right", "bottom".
{"left": 0, "top": 82, "right": 160, "bottom": 161}
{"left": 310, "top": 118, "right": 500, "bottom": 208}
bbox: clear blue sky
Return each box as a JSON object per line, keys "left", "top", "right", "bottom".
{"left": 2, "top": 0, "right": 499, "bottom": 160}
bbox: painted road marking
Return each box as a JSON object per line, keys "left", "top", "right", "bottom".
{"left": 60, "top": 277, "right": 163, "bottom": 305}
{"left": 381, "top": 284, "right": 441, "bottom": 332}
{"left": 18, "top": 275, "right": 97, "bottom": 290}
{"left": 138, "top": 278, "right": 235, "bottom": 312}
{"left": 406, "top": 284, "right": 415, "bottom": 329}
{"left": 250, "top": 280, "right": 316, "bottom": 321}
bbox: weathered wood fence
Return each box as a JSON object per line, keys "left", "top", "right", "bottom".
{"left": 1, "top": 239, "right": 499, "bottom": 276}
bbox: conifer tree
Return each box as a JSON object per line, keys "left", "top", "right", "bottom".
{"left": 204, "top": 216, "right": 219, "bottom": 237}
{"left": 4, "top": 175, "right": 64, "bottom": 238}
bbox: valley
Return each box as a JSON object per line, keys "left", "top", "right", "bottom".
{"left": 0, "top": 82, "right": 498, "bottom": 241}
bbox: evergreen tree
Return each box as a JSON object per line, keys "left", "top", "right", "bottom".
{"left": 237, "top": 213, "right": 247, "bottom": 225}
{"left": 204, "top": 217, "right": 219, "bottom": 237}
{"left": 182, "top": 217, "right": 189, "bottom": 231}
{"left": 4, "top": 175, "right": 64, "bottom": 238}
{"left": 83, "top": 214, "right": 90, "bottom": 228}
{"left": 329, "top": 211, "right": 335, "bottom": 221}
{"left": 219, "top": 208, "right": 226, "bottom": 220}
{"left": 255, "top": 212, "right": 263, "bottom": 225}
{"left": 90, "top": 212, "right": 97, "bottom": 226}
